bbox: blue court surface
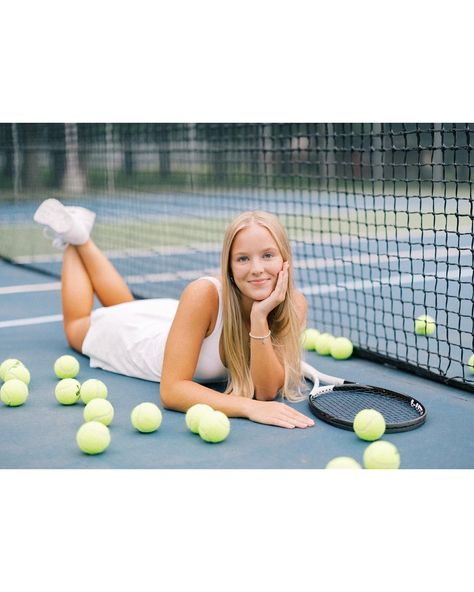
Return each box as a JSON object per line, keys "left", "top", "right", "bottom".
{"left": 1, "top": 258, "right": 473, "bottom": 469}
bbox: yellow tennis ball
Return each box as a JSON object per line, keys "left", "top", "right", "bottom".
{"left": 55, "top": 378, "right": 81, "bottom": 405}
{"left": 185, "top": 403, "right": 215, "bottom": 433}
{"left": 301, "top": 328, "right": 320, "bottom": 351}
{"left": 0, "top": 379, "right": 29, "bottom": 406}
{"left": 198, "top": 410, "right": 230, "bottom": 443}
{"left": 325, "top": 456, "right": 362, "bottom": 469}
{"left": 84, "top": 398, "right": 114, "bottom": 426}
{"left": 131, "top": 402, "right": 162, "bottom": 433}
{"left": 4, "top": 364, "right": 31, "bottom": 385}
{"left": 353, "top": 408, "right": 386, "bottom": 441}
{"left": 330, "top": 337, "right": 353, "bottom": 360}
{"left": 76, "top": 421, "right": 111, "bottom": 455}
{"left": 315, "top": 332, "right": 336, "bottom": 355}
{"left": 80, "top": 379, "right": 108, "bottom": 404}
{"left": 467, "top": 354, "right": 474, "bottom": 374}
{"left": 0, "top": 358, "right": 25, "bottom": 381}
{"left": 363, "top": 441, "right": 400, "bottom": 469}
{"left": 415, "top": 314, "right": 436, "bottom": 336}
{"left": 54, "top": 355, "right": 80, "bottom": 378}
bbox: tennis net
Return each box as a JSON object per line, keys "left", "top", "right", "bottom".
{"left": 0, "top": 123, "right": 473, "bottom": 392}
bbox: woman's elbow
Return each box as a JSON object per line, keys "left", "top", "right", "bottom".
{"left": 159, "top": 381, "right": 176, "bottom": 410}
{"left": 254, "top": 388, "right": 279, "bottom": 401}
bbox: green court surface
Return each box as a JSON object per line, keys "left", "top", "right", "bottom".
{"left": 1, "top": 261, "right": 472, "bottom": 469}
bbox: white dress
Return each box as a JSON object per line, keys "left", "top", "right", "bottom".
{"left": 81, "top": 276, "right": 228, "bottom": 383}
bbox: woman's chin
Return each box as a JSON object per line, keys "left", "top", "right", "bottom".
{"left": 245, "top": 288, "right": 273, "bottom": 301}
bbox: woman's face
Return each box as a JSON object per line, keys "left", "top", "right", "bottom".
{"left": 230, "top": 223, "right": 285, "bottom": 302}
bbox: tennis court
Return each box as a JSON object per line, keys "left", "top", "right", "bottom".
{"left": 1, "top": 123, "right": 473, "bottom": 468}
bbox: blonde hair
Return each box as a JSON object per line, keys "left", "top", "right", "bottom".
{"left": 220, "top": 210, "right": 305, "bottom": 402}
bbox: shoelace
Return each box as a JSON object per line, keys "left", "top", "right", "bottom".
{"left": 43, "top": 227, "right": 67, "bottom": 250}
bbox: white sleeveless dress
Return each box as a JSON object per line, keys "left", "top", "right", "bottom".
{"left": 81, "top": 276, "right": 228, "bottom": 383}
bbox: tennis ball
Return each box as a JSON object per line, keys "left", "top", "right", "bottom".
{"left": 301, "top": 328, "right": 320, "bottom": 351}
{"left": 353, "top": 408, "right": 386, "bottom": 441}
{"left": 467, "top": 354, "right": 474, "bottom": 374}
{"left": 131, "top": 402, "right": 162, "bottom": 433}
{"left": 0, "top": 379, "right": 29, "bottom": 406}
{"left": 84, "top": 398, "right": 114, "bottom": 426}
{"left": 325, "top": 456, "right": 362, "bottom": 469}
{"left": 80, "top": 379, "right": 108, "bottom": 404}
{"left": 76, "top": 421, "right": 111, "bottom": 455}
{"left": 198, "top": 410, "right": 230, "bottom": 443}
{"left": 315, "top": 332, "right": 336, "bottom": 356}
{"left": 54, "top": 355, "right": 80, "bottom": 378}
{"left": 4, "top": 364, "right": 31, "bottom": 385}
{"left": 415, "top": 314, "right": 436, "bottom": 336}
{"left": 55, "top": 378, "right": 81, "bottom": 405}
{"left": 363, "top": 441, "right": 400, "bottom": 469}
{"left": 0, "top": 358, "right": 25, "bottom": 381}
{"left": 330, "top": 337, "right": 353, "bottom": 360}
{"left": 185, "top": 403, "right": 215, "bottom": 433}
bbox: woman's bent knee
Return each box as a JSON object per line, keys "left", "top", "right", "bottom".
{"left": 64, "top": 317, "right": 91, "bottom": 353}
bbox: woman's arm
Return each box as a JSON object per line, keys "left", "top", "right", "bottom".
{"left": 160, "top": 279, "right": 313, "bottom": 428}
{"left": 249, "top": 263, "right": 308, "bottom": 401}
{"left": 160, "top": 279, "right": 254, "bottom": 417}
{"left": 249, "top": 314, "right": 284, "bottom": 400}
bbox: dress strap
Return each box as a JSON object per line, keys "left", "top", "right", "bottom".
{"left": 199, "top": 276, "right": 222, "bottom": 291}
{"left": 199, "top": 276, "right": 223, "bottom": 335}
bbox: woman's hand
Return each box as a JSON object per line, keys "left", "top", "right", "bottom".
{"left": 247, "top": 399, "right": 315, "bottom": 429}
{"left": 250, "top": 261, "right": 289, "bottom": 321}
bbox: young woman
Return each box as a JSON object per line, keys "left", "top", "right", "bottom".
{"left": 34, "top": 199, "right": 314, "bottom": 429}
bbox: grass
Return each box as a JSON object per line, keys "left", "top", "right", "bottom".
{"left": 1, "top": 210, "right": 470, "bottom": 260}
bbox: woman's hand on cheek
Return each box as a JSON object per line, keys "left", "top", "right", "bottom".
{"left": 250, "top": 261, "right": 289, "bottom": 321}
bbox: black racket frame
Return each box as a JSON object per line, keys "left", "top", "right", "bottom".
{"left": 308, "top": 383, "right": 427, "bottom": 433}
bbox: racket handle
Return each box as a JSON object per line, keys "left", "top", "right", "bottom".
{"left": 301, "top": 361, "right": 345, "bottom": 392}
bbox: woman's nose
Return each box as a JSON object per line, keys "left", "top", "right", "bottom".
{"left": 250, "top": 258, "right": 264, "bottom": 274}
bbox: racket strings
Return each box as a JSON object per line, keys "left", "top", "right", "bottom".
{"left": 310, "top": 390, "right": 422, "bottom": 424}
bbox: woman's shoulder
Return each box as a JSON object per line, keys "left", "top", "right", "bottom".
{"left": 180, "top": 277, "right": 220, "bottom": 309}
{"left": 179, "top": 277, "right": 220, "bottom": 337}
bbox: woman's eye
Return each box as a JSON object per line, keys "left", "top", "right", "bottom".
{"left": 263, "top": 253, "right": 274, "bottom": 259}
{"left": 237, "top": 256, "right": 248, "bottom": 263}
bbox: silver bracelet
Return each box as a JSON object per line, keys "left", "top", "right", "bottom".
{"left": 249, "top": 330, "right": 271, "bottom": 340}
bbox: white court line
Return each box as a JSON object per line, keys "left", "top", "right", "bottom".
{"left": 12, "top": 242, "right": 222, "bottom": 264}
{"left": 0, "top": 314, "right": 63, "bottom": 329}
{"left": 0, "top": 282, "right": 61, "bottom": 295}
{"left": 1, "top": 245, "right": 470, "bottom": 296}
{"left": 2, "top": 267, "right": 472, "bottom": 330}
{"left": 301, "top": 267, "right": 473, "bottom": 296}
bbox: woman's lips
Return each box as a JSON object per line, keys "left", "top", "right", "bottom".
{"left": 249, "top": 279, "right": 269, "bottom": 285}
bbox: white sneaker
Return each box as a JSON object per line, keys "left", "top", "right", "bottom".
{"left": 34, "top": 198, "right": 96, "bottom": 248}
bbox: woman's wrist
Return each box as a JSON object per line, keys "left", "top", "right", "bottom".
{"left": 241, "top": 396, "right": 257, "bottom": 418}
{"left": 249, "top": 314, "right": 269, "bottom": 331}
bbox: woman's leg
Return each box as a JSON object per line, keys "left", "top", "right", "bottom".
{"left": 61, "top": 240, "right": 135, "bottom": 352}
{"left": 75, "top": 240, "right": 135, "bottom": 307}
{"left": 61, "top": 245, "right": 94, "bottom": 352}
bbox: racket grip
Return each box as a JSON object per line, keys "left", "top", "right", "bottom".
{"left": 301, "top": 361, "right": 345, "bottom": 393}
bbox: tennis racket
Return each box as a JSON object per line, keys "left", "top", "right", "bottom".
{"left": 301, "top": 361, "right": 427, "bottom": 432}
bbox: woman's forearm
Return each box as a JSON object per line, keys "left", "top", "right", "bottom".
{"left": 249, "top": 315, "right": 285, "bottom": 400}
{"left": 160, "top": 379, "right": 254, "bottom": 418}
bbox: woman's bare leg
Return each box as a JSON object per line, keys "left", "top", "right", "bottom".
{"left": 61, "top": 245, "right": 94, "bottom": 352}
{"left": 61, "top": 240, "right": 134, "bottom": 352}
{"left": 75, "top": 240, "right": 134, "bottom": 307}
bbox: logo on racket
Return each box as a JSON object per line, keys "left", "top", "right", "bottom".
{"left": 410, "top": 399, "right": 424, "bottom": 415}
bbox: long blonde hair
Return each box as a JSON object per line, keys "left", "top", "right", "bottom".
{"left": 221, "top": 211, "right": 305, "bottom": 401}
